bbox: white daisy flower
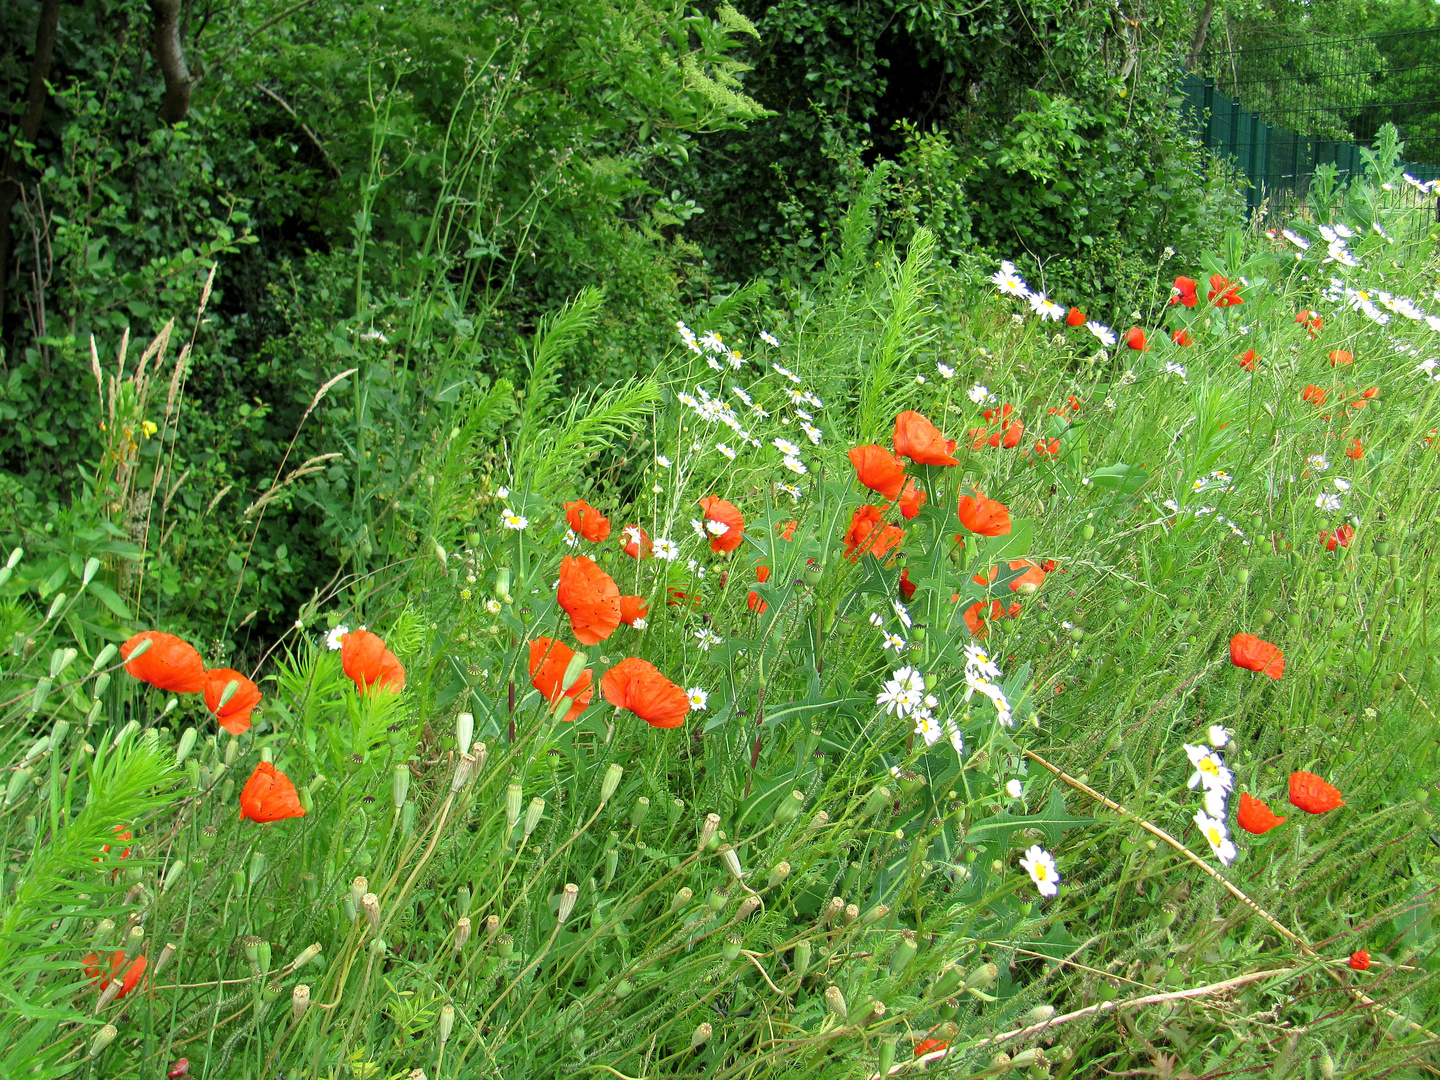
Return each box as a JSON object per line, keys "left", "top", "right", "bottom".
{"left": 868, "top": 612, "right": 885, "bottom": 627}
{"left": 699, "top": 331, "right": 725, "bottom": 354}
{"left": 1315, "top": 492, "right": 1344, "bottom": 513}
{"left": 564, "top": 530, "right": 582, "bottom": 548}
{"left": 967, "top": 383, "right": 993, "bottom": 405}
{"left": 776, "top": 483, "right": 802, "bottom": 502}
{"left": 656, "top": 455, "right": 673, "bottom": 468}
{"left": 1202, "top": 786, "right": 1227, "bottom": 817}
{"left": 772, "top": 363, "right": 801, "bottom": 383}
{"left": 1019, "top": 845, "right": 1060, "bottom": 898}
{"left": 945, "top": 718, "right": 964, "bottom": 755}
{"left": 1005, "top": 778, "right": 1023, "bottom": 799}
{"left": 782, "top": 456, "right": 808, "bottom": 475}
{"left": 893, "top": 666, "right": 926, "bottom": 692}
{"left": 760, "top": 331, "right": 780, "bottom": 347}
{"left": 882, "top": 632, "right": 906, "bottom": 652}
{"left": 705, "top": 519, "right": 730, "bottom": 537}
{"left": 800, "top": 421, "right": 822, "bottom": 445}
{"left": 915, "top": 713, "right": 943, "bottom": 746}
{"left": 652, "top": 538, "right": 679, "bottom": 561}
{"left": 1333, "top": 477, "right": 1352, "bottom": 492}
{"left": 802, "top": 392, "right": 823, "bottom": 408}
{"left": 992, "top": 270, "right": 1030, "bottom": 298}
{"left": 730, "top": 385, "right": 754, "bottom": 406}
{"left": 687, "top": 687, "right": 709, "bottom": 711}
{"left": 694, "top": 628, "right": 722, "bottom": 651}
{"left": 484, "top": 598, "right": 502, "bottom": 615}
{"left": 727, "top": 349, "right": 744, "bottom": 369}
{"left": 1306, "top": 454, "right": 1330, "bottom": 471}
{"left": 1029, "top": 292, "right": 1065, "bottom": 321}
{"left": 936, "top": 363, "right": 955, "bottom": 379}
{"left": 631, "top": 617, "right": 647, "bottom": 630}
{"left": 501, "top": 510, "right": 529, "bottom": 530}
{"left": 1164, "top": 361, "right": 1188, "bottom": 381}
{"left": 963, "top": 643, "right": 1003, "bottom": 680}
{"left": 1086, "top": 321, "right": 1117, "bottom": 347}
{"left": 1208, "top": 724, "right": 1232, "bottom": 749}
{"left": 714, "top": 443, "right": 736, "bottom": 460}
{"left": 1183, "top": 743, "right": 1234, "bottom": 795}
{"left": 325, "top": 625, "right": 350, "bottom": 651}
{"left": 1194, "top": 810, "right": 1237, "bottom": 866}
{"left": 772, "top": 437, "right": 801, "bottom": 456}
{"left": 496, "top": 486, "right": 510, "bottom": 499}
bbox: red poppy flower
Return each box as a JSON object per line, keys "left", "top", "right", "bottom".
{"left": 1007, "top": 559, "right": 1046, "bottom": 594}
{"left": 898, "top": 478, "right": 926, "bottom": 519}
{"left": 341, "top": 630, "right": 406, "bottom": 694}
{"left": 1208, "top": 274, "right": 1244, "bottom": 307}
{"left": 1237, "top": 348, "right": 1259, "bottom": 371}
{"left": 776, "top": 519, "right": 798, "bottom": 541}
{"left": 1301, "top": 385, "right": 1327, "bottom": 406}
{"left": 1171, "top": 328, "right": 1194, "bottom": 347}
{"left": 528, "top": 637, "right": 593, "bottom": 722}
{"left": 698, "top": 496, "right": 745, "bottom": 554}
{"left": 982, "top": 403, "right": 1015, "bottom": 424}
{"left": 94, "top": 824, "right": 132, "bottom": 864}
{"left": 1345, "top": 439, "right": 1363, "bottom": 460}
{"left": 1229, "top": 633, "right": 1283, "bottom": 679}
{"left": 620, "top": 524, "right": 652, "bottom": 559}
{"left": 557, "top": 556, "right": 621, "bottom": 645}
{"left": 967, "top": 426, "right": 990, "bottom": 451}
{"left": 893, "top": 411, "right": 958, "bottom": 466}
{"left": 1169, "top": 276, "right": 1199, "bottom": 308}
{"left": 963, "top": 599, "right": 1020, "bottom": 637}
{"left": 666, "top": 586, "right": 701, "bottom": 610}
{"left": 914, "top": 1038, "right": 950, "bottom": 1057}
{"left": 1296, "top": 310, "right": 1323, "bottom": 335}
{"left": 1236, "top": 791, "right": 1286, "bottom": 834}
{"left": 748, "top": 565, "right": 771, "bottom": 613}
{"left": 1124, "top": 327, "right": 1148, "bottom": 351}
{"left": 1288, "top": 770, "right": 1344, "bottom": 814}
{"left": 842, "top": 505, "right": 904, "bottom": 561}
{"left": 618, "top": 595, "right": 649, "bottom": 625}
{"left": 202, "top": 668, "right": 262, "bottom": 737}
{"left": 988, "top": 420, "right": 1025, "bottom": 449}
{"left": 564, "top": 499, "right": 611, "bottom": 542}
{"left": 1348, "top": 950, "right": 1370, "bottom": 971}
{"left": 898, "top": 569, "right": 917, "bottom": 601}
{"left": 84, "top": 951, "right": 148, "bottom": 999}
{"left": 601, "top": 658, "right": 690, "bottom": 729}
{"left": 956, "top": 489, "right": 1011, "bottom": 536}
{"left": 1328, "top": 349, "right": 1353, "bottom": 367}
{"left": 1065, "top": 307, "right": 1086, "bottom": 327}
{"left": 1031, "top": 438, "right": 1061, "bottom": 459}
{"left": 1320, "top": 524, "right": 1354, "bottom": 552}
{"left": 848, "top": 444, "right": 906, "bottom": 501}
{"left": 121, "top": 631, "right": 206, "bottom": 694}
{"left": 239, "top": 761, "right": 306, "bottom": 823}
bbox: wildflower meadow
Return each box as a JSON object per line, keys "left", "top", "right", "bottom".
{"left": 2, "top": 134, "right": 1439, "bottom": 1080}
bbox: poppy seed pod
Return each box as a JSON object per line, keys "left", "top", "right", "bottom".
{"left": 860, "top": 903, "right": 891, "bottom": 926}
{"left": 820, "top": 896, "right": 844, "bottom": 925}
{"left": 767, "top": 861, "right": 791, "bottom": 889}
{"left": 964, "top": 962, "right": 999, "bottom": 991}
{"left": 392, "top": 765, "right": 411, "bottom": 809}
{"left": 362, "top": 893, "right": 381, "bottom": 933}
{"left": 719, "top": 844, "right": 744, "bottom": 881}
{"left": 1010, "top": 1048, "right": 1048, "bottom": 1069}
{"left": 879, "top": 1038, "right": 897, "bottom": 1077}
{"left": 690, "top": 1022, "right": 713, "bottom": 1050}
{"left": 629, "top": 796, "right": 650, "bottom": 829}
{"left": 88, "top": 1024, "right": 118, "bottom": 1058}
{"left": 860, "top": 785, "right": 891, "bottom": 820}
{"left": 698, "top": 812, "right": 721, "bottom": 850}
{"left": 505, "top": 784, "right": 523, "bottom": 829}
{"left": 737, "top": 895, "right": 762, "bottom": 920}
{"left": 449, "top": 751, "right": 476, "bottom": 793}
{"left": 369, "top": 938, "right": 387, "bottom": 956}
{"left": 670, "top": 886, "right": 693, "bottom": 913}
{"left": 291, "top": 942, "right": 322, "bottom": 969}
{"left": 723, "top": 933, "right": 743, "bottom": 961}
{"left": 454, "top": 917, "right": 472, "bottom": 951}
{"left": 439, "top": 1004, "right": 455, "bottom": 1044}
{"left": 842, "top": 903, "right": 859, "bottom": 925}
{"left": 825, "top": 985, "right": 848, "bottom": 1019}
{"left": 708, "top": 886, "right": 730, "bottom": 912}
{"left": 890, "top": 931, "right": 918, "bottom": 974}
{"left": 856, "top": 999, "right": 886, "bottom": 1027}
{"left": 775, "top": 790, "right": 804, "bottom": 825}
{"left": 350, "top": 876, "right": 368, "bottom": 908}
{"left": 292, "top": 984, "right": 311, "bottom": 1021}
{"left": 556, "top": 883, "right": 579, "bottom": 925}
{"left": 793, "top": 940, "right": 813, "bottom": 977}
{"left": 599, "top": 763, "right": 623, "bottom": 806}
{"left": 123, "top": 925, "right": 145, "bottom": 961}
{"left": 524, "top": 797, "right": 546, "bottom": 838}
{"left": 484, "top": 914, "right": 500, "bottom": 938}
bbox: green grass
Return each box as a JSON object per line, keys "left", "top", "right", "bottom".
{"left": 1, "top": 185, "right": 1438, "bottom": 1080}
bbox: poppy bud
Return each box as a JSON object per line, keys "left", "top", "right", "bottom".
{"left": 27, "top": 678, "right": 53, "bottom": 717}
{"left": 557, "top": 882, "right": 579, "bottom": 924}
{"left": 524, "top": 797, "right": 546, "bottom": 838}
{"left": 390, "top": 764, "right": 411, "bottom": 810}
{"left": 369, "top": 938, "right": 387, "bottom": 956}
{"left": 629, "top": 796, "right": 650, "bottom": 829}
{"left": 723, "top": 933, "right": 743, "bottom": 961}
{"left": 793, "top": 939, "right": 813, "bottom": 977}
{"left": 691, "top": 1022, "right": 713, "bottom": 1050}
{"left": 561, "top": 651, "right": 589, "bottom": 694}
{"left": 775, "top": 790, "right": 804, "bottom": 825}
{"left": 292, "top": 984, "right": 311, "bottom": 1021}
{"left": 494, "top": 567, "right": 512, "bottom": 602}
{"left": 5, "top": 768, "right": 31, "bottom": 806}
{"left": 248, "top": 851, "right": 267, "bottom": 885}
{"left": 670, "top": 886, "right": 693, "bottom": 912}
{"left": 860, "top": 785, "right": 890, "bottom": 820}
{"left": 825, "top": 985, "right": 848, "bottom": 1019}
{"left": 890, "top": 931, "right": 918, "bottom": 974}
{"left": 505, "top": 784, "right": 523, "bottom": 829}
{"left": 452, "top": 711, "right": 475, "bottom": 756}
{"left": 1319, "top": 1050, "right": 1335, "bottom": 1080}
{"left": 879, "top": 1037, "right": 897, "bottom": 1076}
{"left": 698, "top": 812, "right": 721, "bottom": 850}
{"left": 434, "top": 1002, "right": 455, "bottom": 1044}
{"left": 362, "top": 892, "right": 381, "bottom": 932}
{"left": 162, "top": 860, "right": 186, "bottom": 892}
{"left": 87, "top": 696, "right": 105, "bottom": 723}
{"left": 88, "top": 1024, "right": 118, "bottom": 1058}
{"left": 1026, "top": 1005, "right": 1056, "bottom": 1024}
{"left": 171, "top": 726, "right": 198, "bottom": 767}
{"left": 599, "top": 763, "right": 623, "bottom": 806}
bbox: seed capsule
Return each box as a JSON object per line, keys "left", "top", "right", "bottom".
{"left": 362, "top": 893, "right": 381, "bottom": 933}
{"left": 88, "top": 1024, "right": 118, "bottom": 1058}
{"left": 766, "top": 861, "right": 790, "bottom": 889}
{"left": 292, "top": 984, "right": 311, "bottom": 1021}
{"left": 824, "top": 985, "right": 847, "bottom": 1019}
{"left": 556, "top": 883, "right": 579, "bottom": 925}
{"left": 454, "top": 917, "right": 472, "bottom": 951}
{"left": 691, "top": 1022, "right": 712, "bottom": 1049}
{"left": 698, "top": 813, "right": 721, "bottom": 850}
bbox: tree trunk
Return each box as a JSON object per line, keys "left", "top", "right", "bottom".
{"left": 152, "top": 0, "right": 193, "bottom": 125}
{"left": 0, "top": 0, "right": 63, "bottom": 338}
{"left": 1186, "top": 0, "right": 1217, "bottom": 70}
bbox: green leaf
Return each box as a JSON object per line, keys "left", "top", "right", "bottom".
{"left": 966, "top": 787, "right": 1093, "bottom": 848}
{"left": 84, "top": 582, "right": 133, "bottom": 621}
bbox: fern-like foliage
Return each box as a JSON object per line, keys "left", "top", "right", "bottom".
{"left": 856, "top": 227, "right": 937, "bottom": 438}
{"left": 528, "top": 379, "right": 662, "bottom": 496}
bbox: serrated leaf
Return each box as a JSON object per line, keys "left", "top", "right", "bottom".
{"left": 966, "top": 787, "right": 1093, "bottom": 848}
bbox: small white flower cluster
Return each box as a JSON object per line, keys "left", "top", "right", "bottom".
{"left": 1318, "top": 223, "right": 1361, "bottom": 268}
{"left": 962, "top": 643, "right": 1012, "bottom": 728}
{"left": 1404, "top": 172, "right": 1439, "bottom": 195}
{"left": 677, "top": 321, "right": 746, "bottom": 371}
{"left": 676, "top": 387, "right": 759, "bottom": 447}
{"left": 1190, "top": 469, "right": 1236, "bottom": 495}
{"left": 1184, "top": 727, "right": 1237, "bottom": 866}
{"left": 1158, "top": 499, "right": 1249, "bottom": 545}
{"left": 989, "top": 260, "right": 1117, "bottom": 346}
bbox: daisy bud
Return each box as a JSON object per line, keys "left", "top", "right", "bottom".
{"left": 556, "top": 882, "right": 579, "bottom": 925}
{"left": 964, "top": 962, "right": 999, "bottom": 991}
{"left": 292, "top": 984, "right": 311, "bottom": 1021}
{"left": 842, "top": 903, "right": 859, "bottom": 925}
{"left": 737, "top": 895, "right": 762, "bottom": 920}
{"left": 890, "top": 931, "right": 917, "bottom": 974}
{"left": 391, "top": 764, "right": 411, "bottom": 809}
{"left": 723, "top": 933, "right": 743, "bottom": 960}
{"left": 291, "top": 942, "right": 322, "bottom": 969}
{"left": 690, "top": 1022, "right": 713, "bottom": 1050}
{"left": 361, "top": 892, "right": 381, "bottom": 933}
{"left": 820, "top": 896, "right": 844, "bottom": 925}
{"left": 454, "top": 917, "right": 472, "bottom": 951}
{"left": 599, "top": 763, "right": 622, "bottom": 806}
{"left": 484, "top": 914, "right": 500, "bottom": 938}
{"left": 775, "top": 790, "right": 804, "bottom": 825}
{"left": 629, "top": 796, "right": 650, "bottom": 829}
{"left": 439, "top": 1003, "right": 455, "bottom": 1044}
{"left": 860, "top": 903, "right": 891, "bottom": 926}
{"left": 767, "top": 861, "right": 791, "bottom": 889}
{"left": 1026, "top": 1005, "right": 1056, "bottom": 1024}
{"left": 504, "top": 783, "right": 523, "bottom": 829}
{"left": 123, "top": 924, "right": 145, "bottom": 961}
{"left": 450, "top": 752, "right": 476, "bottom": 792}
{"left": 860, "top": 785, "right": 890, "bottom": 820}
{"left": 88, "top": 1024, "right": 118, "bottom": 1058}
{"left": 174, "top": 727, "right": 198, "bottom": 767}
{"left": 670, "top": 886, "right": 693, "bottom": 912}
{"left": 524, "top": 797, "right": 545, "bottom": 838}
{"left": 825, "top": 985, "right": 848, "bottom": 1019}
{"left": 162, "top": 860, "right": 186, "bottom": 892}
{"left": 793, "top": 940, "right": 812, "bottom": 977}
{"left": 455, "top": 712, "right": 475, "bottom": 755}
{"left": 698, "top": 812, "right": 721, "bottom": 850}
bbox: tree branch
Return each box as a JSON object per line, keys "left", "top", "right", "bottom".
{"left": 151, "top": 0, "right": 193, "bottom": 125}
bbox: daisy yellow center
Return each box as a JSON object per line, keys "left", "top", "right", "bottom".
{"left": 1034, "top": 865, "right": 1048, "bottom": 882}
{"left": 1199, "top": 758, "right": 1219, "bottom": 776}
{"left": 1205, "top": 827, "right": 1222, "bottom": 847}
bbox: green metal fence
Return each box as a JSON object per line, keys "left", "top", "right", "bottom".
{"left": 1178, "top": 30, "right": 1440, "bottom": 220}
